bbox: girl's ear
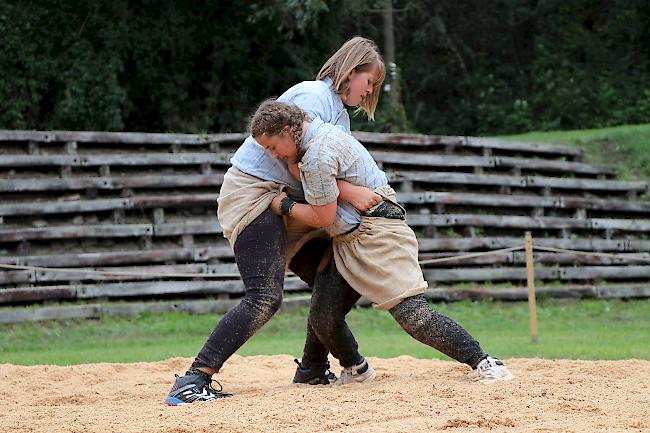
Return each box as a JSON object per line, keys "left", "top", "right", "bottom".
{"left": 282, "top": 125, "right": 292, "bottom": 133}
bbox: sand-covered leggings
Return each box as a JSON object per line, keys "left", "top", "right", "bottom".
{"left": 192, "top": 208, "right": 330, "bottom": 372}
{"left": 306, "top": 258, "right": 488, "bottom": 369}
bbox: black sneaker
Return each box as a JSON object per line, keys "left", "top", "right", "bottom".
{"left": 165, "top": 372, "right": 232, "bottom": 406}
{"left": 291, "top": 358, "right": 337, "bottom": 385}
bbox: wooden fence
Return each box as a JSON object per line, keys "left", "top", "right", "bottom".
{"left": 1, "top": 129, "right": 649, "bottom": 322}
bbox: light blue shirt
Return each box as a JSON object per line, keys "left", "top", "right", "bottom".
{"left": 299, "top": 118, "right": 388, "bottom": 236}
{"left": 230, "top": 78, "right": 350, "bottom": 200}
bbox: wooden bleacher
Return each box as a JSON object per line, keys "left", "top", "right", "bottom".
{"left": 2, "top": 129, "right": 650, "bottom": 322}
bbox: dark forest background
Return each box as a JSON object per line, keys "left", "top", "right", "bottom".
{"left": 2, "top": 0, "right": 649, "bottom": 135}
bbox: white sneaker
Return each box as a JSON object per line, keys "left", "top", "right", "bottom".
{"left": 475, "top": 356, "right": 513, "bottom": 384}
{"left": 336, "top": 358, "right": 376, "bottom": 385}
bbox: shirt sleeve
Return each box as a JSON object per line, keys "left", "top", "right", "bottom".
{"left": 299, "top": 141, "right": 340, "bottom": 206}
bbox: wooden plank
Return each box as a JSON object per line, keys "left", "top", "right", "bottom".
{"left": 0, "top": 197, "right": 130, "bottom": 216}
{"left": 77, "top": 279, "right": 241, "bottom": 299}
{"left": 0, "top": 304, "right": 102, "bottom": 324}
{"left": 419, "top": 251, "right": 650, "bottom": 267}
{"left": 80, "top": 153, "right": 232, "bottom": 166}
{"left": 407, "top": 214, "right": 592, "bottom": 230}
{"left": 425, "top": 265, "right": 650, "bottom": 282}
{"left": 419, "top": 191, "right": 560, "bottom": 208}
{"left": 526, "top": 176, "right": 646, "bottom": 192}
{"left": 422, "top": 286, "right": 601, "bottom": 302}
{"left": 423, "top": 267, "right": 560, "bottom": 281}
{"left": 154, "top": 221, "right": 222, "bottom": 236}
{"left": 131, "top": 193, "right": 216, "bottom": 208}
{"left": 465, "top": 137, "right": 581, "bottom": 157}
{"left": 559, "top": 266, "right": 650, "bottom": 280}
{"left": 0, "top": 286, "right": 76, "bottom": 304}
{"left": 0, "top": 270, "right": 34, "bottom": 284}
{"left": 0, "top": 281, "right": 249, "bottom": 304}
{"left": 102, "top": 299, "right": 240, "bottom": 316}
{"left": 400, "top": 191, "right": 650, "bottom": 214}
{"left": 497, "top": 156, "right": 615, "bottom": 176}
{"left": 0, "top": 155, "right": 81, "bottom": 167}
{"left": 386, "top": 170, "right": 527, "bottom": 187}
{"left": 419, "top": 253, "right": 513, "bottom": 266}
{"left": 73, "top": 277, "right": 307, "bottom": 299}
{"left": 370, "top": 151, "right": 496, "bottom": 168}
{"left": 0, "top": 246, "right": 234, "bottom": 267}
{"left": 596, "top": 285, "right": 650, "bottom": 298}
{"left": 392, "top": 191, "right": 427, "bottom": 204}
{"left": 1, "top": 198, "right": 129, "bottom": 217}
{"left": 111, "top": 174, "right": 224, "bottom": 189}
{"left": 2, "top": 130, "right": 580, "bottom": 158}
{"left": 0, "top": 174, "right": 224, "bottom": 193}
{"left": 4, "top": 234, "right": 650, "bottom": 277}
{"left": 353, "top": 133, "right": 580, "bottom": 158}
{"left": 590, "top": 218, "right": 650, "bottom": 231}
{"left": 560, "top": 196, "right": 650, "bottom": 213}
{"left": 2, "top": 282, "right": 649, "bottom": 324}
{"left": 0, "top": 296, "right": 315, "bottom": 324}
{"left": 386, "top": 171, "right": 645, "bottom": 193}
{"left": 511, "top": 252, "right": 650, "bottom": 266}
{"left": 409, "top": 213, "right": 650, "bottom": 232}
{"left": 1, "top": 153, "right": 232, "bottom": 168}
{"left": 454, "top": 284, "right": 650, "bottom": 302}
{"left": 0, "top": 224, "right": 152, "bottom": 242}
{"left": 33, "top": 263, "right": 212, "bottom": 283}
{"left": 0, "top": 130, "right": 247, "bottom": 145}
{"left": 417, "top": 236, "right": 650, "bottom": 252}
{"left": 0, "top": 193, "right": 220, "bottom": 217}
{"left": 353, "top": 132, "right": 464, "bottom": 146}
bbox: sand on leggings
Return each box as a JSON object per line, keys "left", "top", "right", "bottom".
{"left": 1, "top": 355, "right": 649, "bottom": 433}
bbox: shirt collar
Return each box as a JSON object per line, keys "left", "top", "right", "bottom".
{"left": 322, "top": 77, "right": 344, "bottom": 112}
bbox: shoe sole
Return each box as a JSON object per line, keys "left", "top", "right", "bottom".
{"left": 335, "top": 368, "right": 377, "bottom": 385}
{"left": 477, "top": 373, "right": 514, "bottom": 384}
{"left": 291, "top": 380, "right": 333, "bottom": 386}
{"left": 165, "top": 396, "right": 186, "bottom": 406}
{"left": 364, "top": 368, "right": 377, "bottom": 383}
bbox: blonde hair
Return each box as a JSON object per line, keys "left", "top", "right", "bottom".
{"left": 250, "top": 99, "right": 309, "bottom": 154}
{"left": 317, "top": 36, "right": 386, "bottom": 120}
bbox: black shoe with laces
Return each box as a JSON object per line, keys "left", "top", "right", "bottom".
{"left": 165, "top": 371, "right": 232, "bottom": 406}
{"left": 291, "top": 358, "right": 337, "bottom": 385}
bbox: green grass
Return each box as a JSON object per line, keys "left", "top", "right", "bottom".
{"left": 2, "top": 299, "right": 649, "bottom": 365}
{"left": 501, "top": 123, "right": 650, "bottom": 185}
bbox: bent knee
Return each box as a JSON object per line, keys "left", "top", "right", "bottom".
{"left": 243, "top": 290, "right": 283, "bottom": 320}
{"left": 310, "top": 306, "right": 344, "bottom": 334}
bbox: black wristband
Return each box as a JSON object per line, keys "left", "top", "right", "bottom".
{"left": 280, "top": 196, "right": 296, "bottom": 217}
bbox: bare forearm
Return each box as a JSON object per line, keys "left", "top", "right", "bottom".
{"left": 336, "top": 179, "right": 357, "bottom": 203}
{"left": 336, "top": 179, "right": 382, "bottom": 212}
{"left": 289, "top": 202, "right": 335, "bottom": 228}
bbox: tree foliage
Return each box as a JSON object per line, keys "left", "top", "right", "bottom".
{"left": 1, "top": 0, "right": 648, "bottom": 134}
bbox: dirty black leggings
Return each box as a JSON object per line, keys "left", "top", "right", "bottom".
{"left": 307, "top": 259, "right": 487, "bottom": 369}
{"left": 192, "top": 208, "right": 329, "bottom": 372}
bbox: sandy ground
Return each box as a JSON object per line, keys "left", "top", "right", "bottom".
{"left": 1, "top": 356, "right": 649, "bottom": 433}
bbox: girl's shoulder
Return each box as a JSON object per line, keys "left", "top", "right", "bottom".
{"left": 306, "top": 124, "right": 355, "bottom": 156}
{"left": 281, "top": 79, "right": 331, "bottom": 99}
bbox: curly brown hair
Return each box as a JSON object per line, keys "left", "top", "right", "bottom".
{"left": 250, "top": 99, "right": 309, "bottom": 155}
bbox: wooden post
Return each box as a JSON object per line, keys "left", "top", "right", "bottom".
{"left": 524, "top": 231, "right": 538, "bottom": 343}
